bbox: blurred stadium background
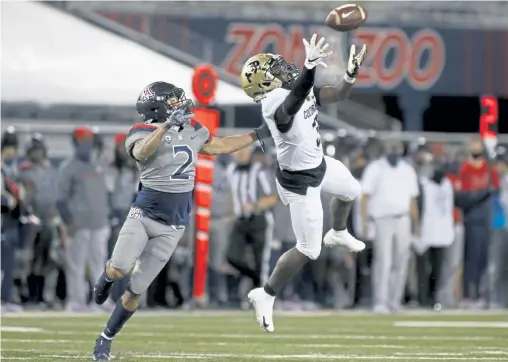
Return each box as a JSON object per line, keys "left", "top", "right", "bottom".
{"left": 2, "top": 1, "right": 508, "bottom": 360}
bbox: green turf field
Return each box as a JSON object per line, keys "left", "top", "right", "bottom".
{"left": 2, "top": 310, "right": 508, "bottom": 361}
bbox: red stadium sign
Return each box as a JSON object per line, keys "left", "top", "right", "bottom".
{"left": 192, "top": 64, "right": 218, "bottom": 106}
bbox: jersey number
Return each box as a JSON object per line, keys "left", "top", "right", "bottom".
{"left": 312, "top": 116, "right": 321, "bottom": 147}
{"left": 171, "top": 145, "right": 194, "bottom": 180}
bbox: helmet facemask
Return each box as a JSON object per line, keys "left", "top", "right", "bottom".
{"left": 139, "top": 83, "right": 194, "bottom": 124}
{"left": 268, "top": 55, "right": 300, "bottom": 89}
{"left": 241, "top": 54, "right": 300, "bottom": 102}
{"left": 158, "top": 87, "right": 194, "bottom": 119}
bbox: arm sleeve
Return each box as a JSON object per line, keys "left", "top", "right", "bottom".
{"left": 273, "top": 66, "right": 317, "bottom": 133}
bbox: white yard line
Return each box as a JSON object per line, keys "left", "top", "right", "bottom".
{"left": 3, "top": 309, "right": 508, "bottom": 318}
{"left": 0, "top": 327, "right": 44, "bottom": 333}
{"left": 2, "top": 328, "right": 501, "bottom": 341}
{"left": 394, "top": 321, "right": 508, "bottom": 328}
{"left": 3, "top": 350, "right": 508, "bottom": 361}
{"left": 1, "top": 339, "right": 409, "bottom": 349}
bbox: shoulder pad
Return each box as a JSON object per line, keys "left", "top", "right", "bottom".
{"left": 190, "top": 119, "right": 203, "bottom": 131}
{"left": 128, "top": 123, "right": 157, "bottom": 136}
{"left": 261, "top": 88, "right": 290, "bottom": 118}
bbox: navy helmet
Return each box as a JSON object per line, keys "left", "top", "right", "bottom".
{"left": 136, "top": 81, "right": 193, "bottom": 123}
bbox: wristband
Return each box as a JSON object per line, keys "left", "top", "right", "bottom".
{"left": 344, "top": 72, "right": 356, "bottom": 84}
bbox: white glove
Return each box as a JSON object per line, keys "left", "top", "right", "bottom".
{"left": 303, "top": 33, "right": 333, "bottom": 69}
{"left": 346, "top": 44, "right": 367, "bottom": 78}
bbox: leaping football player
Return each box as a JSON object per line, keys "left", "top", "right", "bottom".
{"left": 91, "top": 81, "right": 271, "bottom": 360}
{"left": 241, "top": 34, "right": 368, "bottom": 332}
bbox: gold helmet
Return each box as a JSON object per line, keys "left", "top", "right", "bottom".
{"left": 241, "top": 53, "right": 300, "bottom": 102}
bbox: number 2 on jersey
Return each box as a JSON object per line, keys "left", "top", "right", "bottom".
{"left": 171, "top": 145, "right": 194, "bottom": 180}
{"left": 312, "top": 116, "right": 321, "bottom": 147}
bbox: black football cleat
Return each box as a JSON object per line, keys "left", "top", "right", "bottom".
{"left": 94, "top": 274, "right": 114, "bottom": 305}
{"left": 92, "top": 335, "right": 112, "bottom": 361}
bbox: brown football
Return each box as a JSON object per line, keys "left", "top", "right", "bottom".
{"left": 325, "top": 4, "right": 367, "bottom": 32}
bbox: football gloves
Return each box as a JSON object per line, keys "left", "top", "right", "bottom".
{"left": 164, "top": 104, "right": 194, "bottom": 129}
{"left": 164, "top": 105, "right": 189, "bottom": 129}
{"left": 346, "top": 44, "right": 367, "bottom": 78}
{"left": 303, "top": 33, "right": 333, "bottom": 69}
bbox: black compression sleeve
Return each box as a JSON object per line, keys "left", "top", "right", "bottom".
{"left": 274, "top": 66, "right": 316, "bottom": 133}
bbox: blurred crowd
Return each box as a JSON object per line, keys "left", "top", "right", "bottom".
{"left": 2, "top": 126, "right": 508, "bottom": 313}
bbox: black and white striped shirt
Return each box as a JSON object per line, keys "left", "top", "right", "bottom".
{"left": 226, "top": 162, "right": 273, "bottom": 218}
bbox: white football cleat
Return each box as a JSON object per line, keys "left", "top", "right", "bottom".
{"left": 323, "top": 229, "right": 365, "bottom": 252}
{"left": 247, "top": 288, "right": 275, "bottom": 333}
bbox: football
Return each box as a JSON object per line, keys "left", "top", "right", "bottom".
{"left": 325, "top": 4, "right": 367, "bottom": 32}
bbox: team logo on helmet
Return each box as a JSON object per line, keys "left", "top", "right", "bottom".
{"left": 139, "top": 87, "right": 155, "bottom": 103}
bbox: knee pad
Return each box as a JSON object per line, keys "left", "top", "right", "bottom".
{"left": 128, "top": 268, "right": 152, "bottom": 296}
{"left": 296, "top": 242, "right": 321, "bottom": 260}
{"left": 108, "top": 259, "right": 131, "bottom": 276}
{"left": 127, "top": 275, "right": 146, "bottom": 296}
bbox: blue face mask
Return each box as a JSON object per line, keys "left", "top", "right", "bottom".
{"left": 75, "top": 141, "right": 93, "bottom": 161}
{"left": 3, "top": 157, "right": 16, "bottom": 166}
{"left": 386, "top": 153, "right": 400, "bottom": 167}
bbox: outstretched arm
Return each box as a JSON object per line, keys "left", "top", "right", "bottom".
{"left": 129, "top": 107, "right": 189, "bottom": 161}
{"left": 199, "top": 131, "right": 258, "bottom": 156}
{"left": 199, "top": 123, "right": 271, "bottom": 155}
{"left": 274, "top": 34, "right": 332, "bottom": 133}
{"left": 316, "top": 74, "right": 356, "bottom": 104}
{"left": 317, "top": 44, "right": 367, "bottom": 105}
{"left": 274, "top": 67, "right": 317, "bottom": 133}
{"left": 131, "top": 126, "right": 168, "bottom": 161}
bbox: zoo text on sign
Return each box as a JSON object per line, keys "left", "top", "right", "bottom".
{"left": 223, "top": 23, "right": 307, "bottom": 78}
{"left": 353, "top": 27, "right": 445, "bottom": 90}
{"left": 223, "top": 24, "right": 445, "bottom": 91}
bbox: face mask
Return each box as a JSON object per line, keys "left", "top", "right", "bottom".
{"left": 386, "top": 154, "right": 400, "bottom": 167}
{"left": 75, "top": 141, "right": 93, "bottom": 162}
{"left": 3, "top": 157, "right": 16, "bottom": 166}
{"left": 471, "top": 153, "right": 482, "bottom": 159}
{"left": 29, "top": 149, "right": 45, "bottom": 163}
{"left": 432, "top": 170, "right": 445, "bottom": 184}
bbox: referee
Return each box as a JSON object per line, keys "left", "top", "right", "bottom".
{"left": 226, "top": 145, "right": 278, "bottom": 289}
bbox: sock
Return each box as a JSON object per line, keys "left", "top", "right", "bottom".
{"left": 330, "top": 197, "right": 353, "bottom": 231}
{"left": 102, "top": 299, "right": 136, "bottom": 339}
{"left": 264, "top": 248, "right": 310, "bottom": 296}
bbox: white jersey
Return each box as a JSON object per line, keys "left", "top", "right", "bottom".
{"left": 261, "top": 88, "right": 323, "bottom": 171}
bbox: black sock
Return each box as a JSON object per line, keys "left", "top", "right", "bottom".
{"left": 264, "top": 248, "right": 310, "bottom": 296}
{"left": 102, "top": 299, "right": 135, "bottom": 339}
{"left": 330, "top": 197, "right": 353, "bottom": 231}
{"left": 264, "top": 284, "right": 276, "bottom": 297}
